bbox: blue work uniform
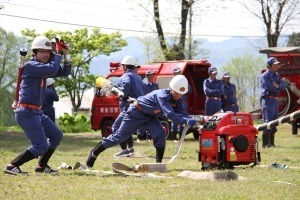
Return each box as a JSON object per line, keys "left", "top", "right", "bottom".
{"left": 137, "top": 81, "right": 159, "bottom": 138}
{"left": 221, "top": 82, "right": 239, "bottom": 112}
{"left": 42, "top": 87, "right": 59, "bottom": 123}
{"left": 203, "top": 78, "right": 224, "bottom": 116}
{"left": 260, "top": 70, "right": 286, "bottom": 135}
{"left": 15, "top": 55, "right": 71, "bottom": 157}
{"left": 102, "top": 88, "right": 191, "bottom": 149}
{"left": 111, "top": 69, "right": 145, "bottom": 148}
{"left": 144, "top": 81, "right": 159, "bottom": 94}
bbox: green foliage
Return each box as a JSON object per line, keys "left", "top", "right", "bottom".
{"left": 221, "top": 54, "right": 265, "bottom": 112}
{"left": 0, "top": 88, "right": 16, "bottom": 126}
{"left": 21, "top": 28, "right": 127, "bottom": 112}
{"left": 287, "top": 32, "right": 300, "bottom": 47}
{"left": 58, "top": 112, "right": 92, "bottom": 133}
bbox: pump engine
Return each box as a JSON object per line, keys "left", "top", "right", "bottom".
{"left": 199, "top": 112, "right": 260, "bottom": 170}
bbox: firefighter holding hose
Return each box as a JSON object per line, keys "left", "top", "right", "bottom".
{"left": 4, "top": 36, "right": 71, "bottom": 175}
{"left": 86, "top": 75, "right": 198, "bottom": 168}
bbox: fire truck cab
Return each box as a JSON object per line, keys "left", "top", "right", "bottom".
{"left": 260, "top": 47, "right": 300, "bottom": 134}
{"left": 90, "top": 60, "right": 211, "bottom": 139}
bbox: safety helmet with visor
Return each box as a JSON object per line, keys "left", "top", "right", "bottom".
{"left": 46, "top": 78, "right": 55, "bottom": 86}
{"left": 169, "top": 75, "right": 188, "bottom": 94}
{"left": 31, "top": 36, "right": 52, "bottom": 50}
{"left": 121, "top": 56, "right": 136, "bottom": 66}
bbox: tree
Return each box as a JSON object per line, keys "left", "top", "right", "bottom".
{"left": 21, "top": 28, "right": 127, "bottom": 112}
{"left": 0, "top": 27, "right": 26, "bottom": 125}
{"left": 221, "top": 54, "right": 265, "bottom": 112}
{"left": 134, "top": 0, "right": 209, "bottom": 61}
{"left": 240, "top": 0, "right": 300, "bottom": 47}
{"left": 287, "top": 32, "right": 300, "bottom": 46}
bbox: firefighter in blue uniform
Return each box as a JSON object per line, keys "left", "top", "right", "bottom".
{"left": 86, "top": 75, "right": 197, "bottom": 167}
{"left": 42, "top": 78, "right": 59, "bottom": 123}
{"left": 113, "top": 56, "right": 145, "bottom": 157}
{"left": 203, "top": 66, "right": 224, "bottom": 116}
{"left": 4, "top": 36, "right": 71, "bottom": 175}
{"left": 221, "top": 72, "right": 239, "bottom": 112}
{"left": 136, "top": 69, "right": 159, "bottom": 142}
{"left": 260, "top": 57, "right": 286, "bottom": 148}
{"left": 170, "top": 67, "right": 192, "bottom": 141}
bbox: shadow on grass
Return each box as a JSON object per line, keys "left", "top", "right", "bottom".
{"left": 0, "top": 131, "right": 102, "bottom": 153}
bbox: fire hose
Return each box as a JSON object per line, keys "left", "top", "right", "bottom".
{"left": 255, "top": 110, "right": 300, "bottom": 131}
{"left": 12, "top": 48, "right": 27, "bottom": 108}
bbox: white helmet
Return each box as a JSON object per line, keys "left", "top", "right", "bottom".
{"left": 169, "top": 75, "right": 188, "bottom": 94}
{"left": 31, "top": 36, "right": 52, "bottom": 50}
{"left": 46, "top": 78, "right": 55, "bottom": 86}
{"left": 121, "top": 56, "right": 136, "bottom": 66}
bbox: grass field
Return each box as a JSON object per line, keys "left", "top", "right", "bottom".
{"left": 0, "top": 124, "right": 300, "bottom": 200}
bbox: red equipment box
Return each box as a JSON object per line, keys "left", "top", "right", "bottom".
{"left": 199, "top": 112, "right": 259, "bottom": 169}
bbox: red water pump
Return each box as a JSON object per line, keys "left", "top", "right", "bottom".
{"left": 199, "top": 112, "right": 260, "bottom": 170}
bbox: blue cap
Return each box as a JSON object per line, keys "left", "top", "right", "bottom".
{"left": 208, "top": 67, "right": 217, "bottom": 74}
{"left": 222, "top": 72, "right": 230, "bottom": 77}
{"left": 173, "top": 67, "right": 181, "bottom": 74}
{"left": 146, "top": 70, "right": 154, "bottom": 75}
{"left": 267, "top": 57, "right": 280, "bottom": 65}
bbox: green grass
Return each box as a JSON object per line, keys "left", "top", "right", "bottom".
{"left": 1, "top": 124, "right": 300, "bottom": 200}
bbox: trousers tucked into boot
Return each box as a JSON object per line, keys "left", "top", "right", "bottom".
{"left": 38, "top": 148, "right": 55, "bottom": 167}
{"left": 93, "top": 141, "right": 107, "bottom": 157}
{"left": 262, "top": 134, "right": 270, "bottom": 148}
{"left": 11, "top": 149, "right": 36, "bottom": 166}
{"left": 156, "top": 148, "right": 165, "bottom": 163}
{"left": 270, "top": 133, "right": 276, "bottom": 147}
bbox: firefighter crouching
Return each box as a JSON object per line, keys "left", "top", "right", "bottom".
{"left": 86, "top": 75, "right": 198, "bottom": 168}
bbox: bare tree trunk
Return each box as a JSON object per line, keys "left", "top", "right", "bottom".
{"left": 241, "top": 0, "right": 300, "bottom": 47}
{"left": 153, "top": 0, "right": 168, "bottom": 59}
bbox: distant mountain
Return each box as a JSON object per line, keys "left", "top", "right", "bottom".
{"left": 89, "top": 36, "right": 262, "bottom": 76}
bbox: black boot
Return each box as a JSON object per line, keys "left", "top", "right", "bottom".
{"left": 11, "top": 149, "right": 36, "bottom": 166}
{"left": 38, "top": 148, "right": 55, "bottom": 167}
{"left": 86, "top": 141, "right": 106, "bottom": 168}
{"left": 170, "top": 132, "right": 178, "bottom": 141}
{"left": 262, "top": 134, "right": 270, "bottom": 148}
{"left": 156, "top": 148, "right": 165, "bottom": 163}
{"left": 4, "top": 150, "right": 36, "bottom": 175}
{"left": 270, "top": 133, "right": 276, "bottom": 147}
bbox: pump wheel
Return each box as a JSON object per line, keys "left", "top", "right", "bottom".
{"left": 101, "top": 120, "right": 114, "bottom": 138}
{"left": 161, "top": 120, "right": 170, "bottom": 139}
{"left": 233, "top": 135, "right": 249, "bottom": 152}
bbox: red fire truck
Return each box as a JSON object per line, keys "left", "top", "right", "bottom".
{"left": 259, "top": 47, "right": 300, "bottom": 134}
{"left": 90, "top": 60, "right": 211, "bottom": 139}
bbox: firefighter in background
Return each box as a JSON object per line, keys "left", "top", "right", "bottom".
{"left": 112, "top": 55, "right": 145, "bottom": 157}
{"left": 136, "top": 69, "right": 159, "bottom": 142}
{"left": 86, "top": 75, "right": 197, "bottom": 167}
{"left": 4, "top": 36, "right": 71, "bottom": 175}
{"left": 41, "top": 78, "right": 59, "bottom": 123}
{"left": 260, "top": 57, "right": 286, "bottom": 148}
{"left": 170, "top": 67, "right": 192, "bottom": 141}
{"left": 221, "top": 72, "right": 239, "bottom": 112}
{"left": 203, "top": 67, "right": 224, "bottom": 116}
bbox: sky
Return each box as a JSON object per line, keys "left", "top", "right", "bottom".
{"left": 2, "top": 0, "right": 298, "bottom": 43}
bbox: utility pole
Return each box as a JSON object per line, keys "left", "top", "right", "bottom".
{"left": 188, "top": 3, "right": 192, "bottom": 60}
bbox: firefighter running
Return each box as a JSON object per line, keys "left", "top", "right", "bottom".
{"left": 86, "top": 75, "right": 197, "bottom": 168}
